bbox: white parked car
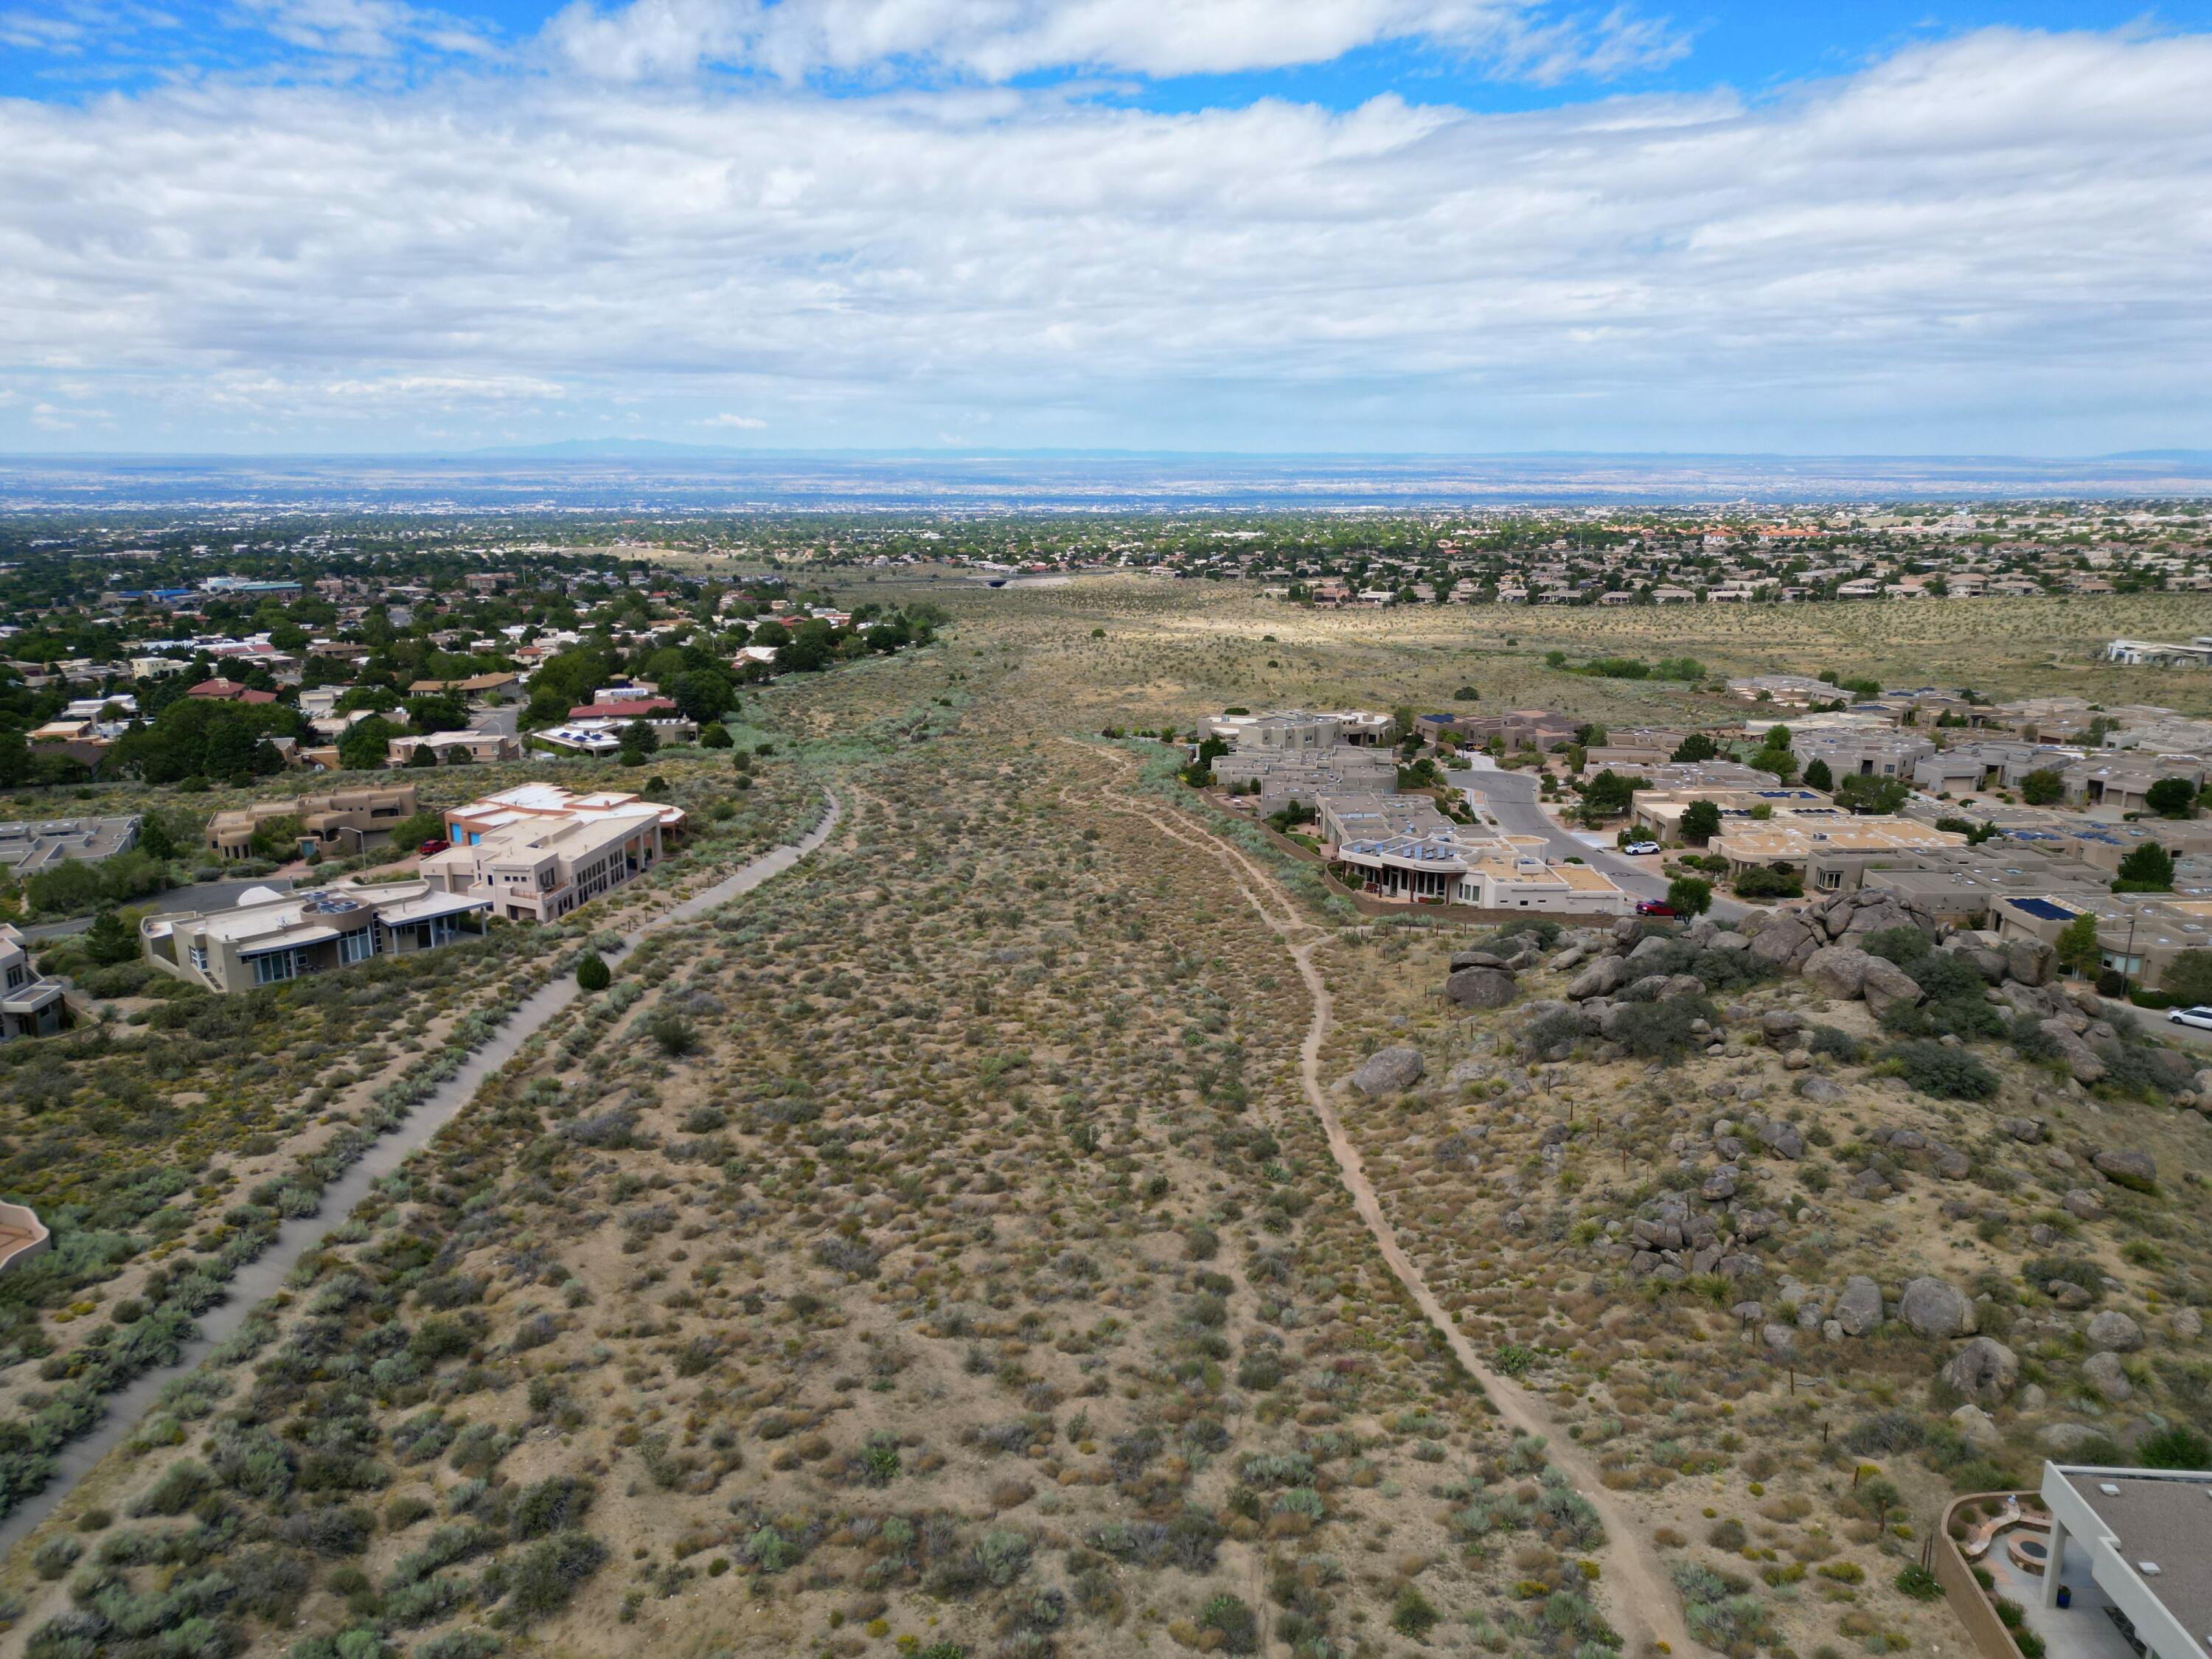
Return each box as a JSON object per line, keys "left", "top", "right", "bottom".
{"left": 1622, "top": 841, "right": 1660, "bottom": 856}
{"left": 2168, "top": 1006, "right": 2212, "bottom": 1031}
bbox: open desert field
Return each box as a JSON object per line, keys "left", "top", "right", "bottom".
{"left": 5, "top": 579, "right": 2211, "bottom": 1659}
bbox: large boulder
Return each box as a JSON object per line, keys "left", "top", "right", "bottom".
{"left": 2006, "top": 938, "right": 2055, "bottom": 987}
{"left": 1859, "top": 956, "right": 1924, "bottom": 1018}
{"left": 2084, "top": 1310, "right": 2145, "bottom": 1353}
{"left": 1568, "top": 957, "right": 1632, "bottom": 1000}
{"left": 1941, "top": 1337, "right": 2020, "bottom": 1405}
{"left": 1352, "top": 1046, "right": 1425, "bottom": 1097}
{"left": 1747, "top": 912, "right": 1820, "bottom": 970}
{"left": 1795, "top": 1075, "right": 1848, "bottom": 1105}
{"left": 2081, "top": 1351, "right": 2133, "bottom": 1402}
{"left": 1446, "top": 966, "right": 1518, "bottom": 1009}
{"left": 2093, "top": 1148, "right": 2158, "bottom": 1191}
{"left": 1946, "top": 941, "right": 2011, "bottom": 984}
{"left": 1449, "top": 950, "right": 1510, "bottom": 972}
{"left": 1834, "top": 1276, "right": 1884, "bottom": 1338}
{"left": 1803, "top": 946, "right": 1877, "bottom": 1001}
{"left": 2039, "top": 1020, "right": 2107, "bottom": 1085}
{"left": 1898, "top": 1276, "right": 1977, "bottom": 1339}
{"left": 1950, "top": 1404, "right": 2002, "bottom": 1447}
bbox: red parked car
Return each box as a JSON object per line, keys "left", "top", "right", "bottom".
{"left": 1635, "top": 900, "right": 1677, "bottom": 917}
{"left": 418, "top": 838, "right": 451, "bottom": 857}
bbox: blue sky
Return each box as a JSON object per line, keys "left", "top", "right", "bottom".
{"left": 2, "top": 1, "right": 2209, "bottom": 453}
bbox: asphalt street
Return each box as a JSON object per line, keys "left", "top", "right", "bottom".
{"left": 21, "top": 874, "right": 302, "bottom": 942}
{"left": 1447, "top": 761, "right": 1751, "bottom": 923}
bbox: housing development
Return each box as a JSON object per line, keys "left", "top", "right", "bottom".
{"left": 1, "top": 512, "right": 2211, "bottom": 1659}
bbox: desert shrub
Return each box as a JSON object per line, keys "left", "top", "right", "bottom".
{"left": 1884, "top": 1040, "right": 1999, "bottom": 1099}
{"left": 505, "top": 1530, "right": 608, "bottom": 1621}
{"left": 128, "top": 1459, "right": 212, "bottom": 1517}
{"left": 1200, "top": 1593, "right": 1259, "bottom": 1655}
{"left": 1611, "top": 995, "right": 1718, "bottom": 1060}
{"left": 1523, "top": 1008, "right": 1590, "bottom": 1055}
{"left": 2140, "top": 1426, "right": 2212, "bottom": 1468}
{"left": 2025, "top": 1256, "right": 2104, "bottom": 1304}
{"left": 280, "top": 1504, "right": 374, "bottom": 1558}
{"left": 1863, "top": 926, "right": 1930, "bottom": 965}
{"left": 509, "top": 1475, "right": 595, "bottom": 1539}
{"left": 1843, "top": 1411, "right": 1926, "bottom": 1456}
{"left": 1733, "top": 866, "right": 1801, "bottom": 900}
{"left": 1896, "top": 1564, "right": 1942, "bottom": 1601}
{"left": 1806, "top": 1023, "right": 1862, "bottom": 1062}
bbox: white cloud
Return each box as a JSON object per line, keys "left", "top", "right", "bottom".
{"left": 545, "top": 0, "right": 1688, "bottom": 84}
{"left": 0, "top": 26, "right": 2208, "bottom": 450}
{"left": 702, "top": 411, "right": 768, "bottom": 428}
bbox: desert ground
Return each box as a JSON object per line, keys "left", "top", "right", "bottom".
{"left": 5, "top": 577, "right": 2211, "bottom": 1659}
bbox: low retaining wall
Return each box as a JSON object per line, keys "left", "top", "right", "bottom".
{"left": 0, "top": 1201, "right": 50, "bottom": 1273}
{"left": 1935, "top": 1491, "right": 2036, "bottom": 1659}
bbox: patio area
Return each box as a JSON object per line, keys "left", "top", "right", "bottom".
{"left": 1981, "top": 1526, "right": 2142, "bottom": 1659}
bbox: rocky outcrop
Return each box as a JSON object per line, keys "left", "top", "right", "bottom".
{"left": 1858, "top": 956, "right": 1924, "bottom": 1017}
{"left": 1834, "top": 1276, "right": 1883, "bottom": 1338}
{"left": 2081, "top": 1350, "right": 2133, "bottom": 1402}
{"left": 2084, "top": 1310, "right": 2144, "bottom": 1353}
{"left": 1802, "top": 946, "right": 1875, "bottom": 1001}
{"left": 1352, "top": 1046, "right": 1425, "bottom": 1096}
{"left": 1446, "top": 966, "right": 1518, "bottom": 1009}
{"left": 1898, "top": 1276, "right": 1976, "bottom": 1338}
{"left": 2093, "top": 1148, "right": 2158, "bottom": 1190}
{"left": 1941, "top": 1337, "right": 2020, "bottom": 1405}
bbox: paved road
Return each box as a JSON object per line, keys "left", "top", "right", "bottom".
{"left": 470, "top": 704, "right": 521, "bottom": 740}
{"left": 1447, "top": 762, "right": 1751, "bottom": 923}
{"left": 21, "top": 877, "right": 301, "bottom": 942}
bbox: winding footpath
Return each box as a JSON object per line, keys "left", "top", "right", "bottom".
{"left": 0, "top": 796, "right": 840, "bottom": 1563}
{"left": 1089, "top": 763, "right": 1688, "bottom": 1656}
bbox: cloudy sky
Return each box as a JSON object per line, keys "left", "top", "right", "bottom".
{"left": 3, "top": 0, "right": 2209, "bottom": 454}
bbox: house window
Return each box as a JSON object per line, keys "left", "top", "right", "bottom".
{"left": 252, "top": 950, "right": 298, "bottom": 985}
{"left": 339, "top": 929, "right": 373, "bottom": 965}
{"left": 188, "top": 945, "right": 209, "bottom": 973}
{"left": 4, "top": 964, "right": 24, "bottom": 990}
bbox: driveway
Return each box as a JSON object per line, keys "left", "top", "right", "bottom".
{"left": 1447, "top": 762, "right": 1748, "bottom": 923}
{"left": 471, "top": 704, "right": 521, "bottom": 739}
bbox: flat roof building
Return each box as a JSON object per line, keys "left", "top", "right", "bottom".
{"left": 2036, "top": 1462, "right": 2212, "bottom": 1659}
{"left": 143, "top": 880, "right": 489, "bottom": 993}
{"left": 0, "top": 815, "right": 141, "bottom": 876}
{"left": 207, "top": 785, "right": 418, "bottom": 860}
{"left": 421, "top": 784, "right": 683, "bottom": 922}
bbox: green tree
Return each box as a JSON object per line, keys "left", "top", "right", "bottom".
{"left": 406, "top": 694, "right": 470, "bottom": 734}
{"left": 670, "top": 668, "right": 735, "bottom": 725}
{"left": 2056, "top": 910, "right": 2102, "bottom": 977}
{"left": 338, "top": 715, "right": 400, "bottom": 772}
{"left": 2145, "top": 776, "right": 2197, "bottom": 818}
{"left": 138, "top": 815, "right": 178, "bottom": 862}
{"left": 1835, "top": 773, "right": 1909, "bottom": 815}
{"left": 2160, "top": 949, "right": 2212, "bottom": 1006}
{"left": 408, "top": 743, "right": 441, "bottom": 769}
{"left": 576, "top": 952, "right": 611, "bottom": 992}
{"left": 1680, "top": 800, "right": 1723, "bottom": 845}
{"left": 1666, "top": 875, "right": 1714, "bottom": 917}
{"left": 1669, "top": 732, "right": 1717, "bottom": 763}
{"left": 1802, "top": 757, "right": 1834, "bottom": 792}
{"left": 2114, "top": 842, "right": 2174, "bottom": 891}
{"left": 700, "top": 721, "right": 734, "bottom": 749}
{"left": 1579, "top": 770, "right": 1638, "bottom": 823}
{"left": 84, "top": 908, "right": 138, "bottom": 966}
{"left": 617, "top": 720, "right": 660, "bottom": 766}
{"left": 2020, "top": 768, "right": 2066, "bottom": 805}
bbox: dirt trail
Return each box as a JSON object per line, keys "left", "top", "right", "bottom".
{"left": 1074, "top": 750, "right": 1688, "bottom": 1655}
